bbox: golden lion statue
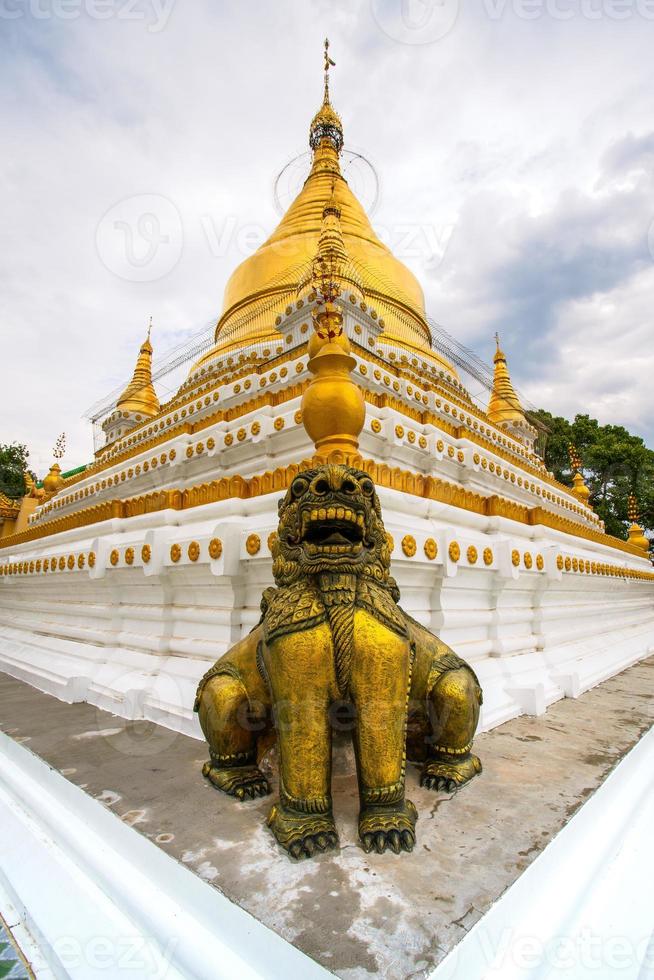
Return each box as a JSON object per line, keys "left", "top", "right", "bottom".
{"left": 195, "top": 463, "right": 482, "bottom": 859}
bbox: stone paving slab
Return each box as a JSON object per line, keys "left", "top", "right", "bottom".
{"left": 0, "top": 658, "right": 652, "bottom": 979}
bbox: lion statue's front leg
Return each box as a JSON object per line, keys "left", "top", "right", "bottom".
{"left": 195, "top": 628, "right": 272, "bottom": 800}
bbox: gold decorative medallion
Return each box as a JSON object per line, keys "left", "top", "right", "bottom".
{"left": 483, "top": 547, "right": 493, "bottom": 566}
{"left": 110, "top": 549, "right": 119, "bottom": 566}
{"left": 186, "top": 446, "right": 194, "bottom": 458}
{"left": 125, "top": 547, "right": 134, "bottom": 566}
{"left": 419, "top": 436, "right": 427, "bottom": 449}
{"left": 395, "top": 425, "right": 404, "bottom": 439}
{"left": 170, "top": 544, "right": 181, "bottom": 563}
{"left": 188, "top": 541, "right": 200, "bottom": 562}
{"left": 407, "top": 431, "right": 416, "bottom": 444}
{"left": 207, "top": 438, "right": 215, "bottom": 451}
{"left": 209, "top": 538, "right": 223, "bottom": 560}
{"left": 511, "top": 549, "right": 520, "bottom": 567}
{"left": 467, "top": 545, "right": 478, "bottom": 564}
{"left": 449, "top": 541, "right": 461, "bottom": 562}
{"left": 88, "top": 552, "right": 96, "bottom": 568}
{"left": 237, "top": 428, "right": 247, "bottom": 442}
{"left": 141, "top": 544, "right": 151, "bottom": 564}
{"left": 386, "top": 532, "right": 395, "bottom": 553}
{"left": 274, "top": 417, "right": 285, "bottom": 431}
{"left": 246, "top": 534, "right": 261, "bottom": 556}
{"left": 424, "top": 538, "right": 438, "bottom": 560}
{"left": 524, "top": 552, "right": 533, "bottom": 569}
{"left": 565, "top": 556, "right": 572, "bottom": 571}
{"left": 267, "top": 532, "right": 278, "bottom": 553}
{"left": 196, "top": 442, "right": 204, "bottom": 455}
{"left": 77, "top": 554, "right": 85, "bottom": 569}
{"left": 556, "top": 555, "right": 564, "bottom": 570}
{"left": 401, "top": 535, "right": 416, "bottom": 557}
{"left": 252, "top": 421, "right": 262, "bottom": 434}
{"left": 536, "top": 554, "right": 544, "bottom": 570}
{"left": 67, "top": 555, "right": 75, "bottom": 569}
{"left": 371, "top": 418, "right": 382, "bottom": 434}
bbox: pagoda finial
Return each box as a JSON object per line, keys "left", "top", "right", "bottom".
{"left": 310, "top": 39, "right": 343, "bottom": 154}
{"left": 323, "top": 37, "right": 335, "bottom": 104}
{"left": 116, "top": 321, "right": 160, "bottom": 419}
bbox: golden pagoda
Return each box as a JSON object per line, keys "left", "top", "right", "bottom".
{"left": 116, "top": 321, "right": 160, "bottom": 418}
{"left": 191, "top": 40, "right": 456, "bottom": 374}
{"left": 100, "top": 321, "right": 160, "bottom": 452}
{"left": 487, "top": 334, "right": 537, "bottom": 449}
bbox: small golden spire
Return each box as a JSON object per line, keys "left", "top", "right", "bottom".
{"left": 568, "top": 444, "right": 592, "bottom": 508}
{"left": 627, "top": 494, "right": 649, "bottom": 553}
{"left": 487, "top": 334, "right": 527, "bottom": 428}
{"left": 116, "top": 321, "right": 160, "bottom": 419}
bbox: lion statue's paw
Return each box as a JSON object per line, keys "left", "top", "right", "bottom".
{"left": 358, "top": 799, "right": 418, "bottom": 854}
{"left": 202, "top": 762, "right": 271, "bottom": 800}
{"left": 267, "top": 804, "right": 339, "bottom": 860}
{"left": 420, "top": 753, "right": 482, "bottom": 793}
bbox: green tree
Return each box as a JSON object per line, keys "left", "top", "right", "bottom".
{"left": 528, "top": 411, "right": 654, "bottom": 544}
{"left": 0, "top": 443, "right": 33, "bottom": 499}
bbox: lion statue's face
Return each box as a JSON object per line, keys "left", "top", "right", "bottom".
{"left": 271, "top": 464, "right": 392, "bottom": 586}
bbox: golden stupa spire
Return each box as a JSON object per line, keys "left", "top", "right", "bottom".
{"left": 487, "top": 334, "right": 527, "bottom": 428}
{"left": 116, "top": 318, "right": 160, "bottom": 418}
{"left": 309, "top": 38, "right": 344, "bottom": 155}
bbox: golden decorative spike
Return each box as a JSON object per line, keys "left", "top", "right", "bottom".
{"left": 116, "top": 322, "right": 160, "bottom": 419}
{"left": 627, "top": 494, "right": 649, "bottom": 553}
{"left": 309, "top": 39, "right": 343, "bottom": 154}
{"left": 487, "top": 335, "right": 527, "bottom": 428}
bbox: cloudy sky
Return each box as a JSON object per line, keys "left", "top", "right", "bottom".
{"left": 2, "top": 0, "right": 654, "bottom": 475}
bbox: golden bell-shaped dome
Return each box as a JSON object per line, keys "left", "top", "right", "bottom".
{"left": 191, "top": 52, "right": 457, "bottom": 377}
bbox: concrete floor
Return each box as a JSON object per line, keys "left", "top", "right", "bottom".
{"left": 0, "top": 659, "right": 652, "bottom": 980}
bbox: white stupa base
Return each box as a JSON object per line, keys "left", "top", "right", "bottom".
{"left": 1, "top": 487, "right": 653, "bottom": 739}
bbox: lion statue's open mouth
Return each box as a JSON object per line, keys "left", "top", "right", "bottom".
{"left": 301, "top": 505, "right": 365, "bottom": 555}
